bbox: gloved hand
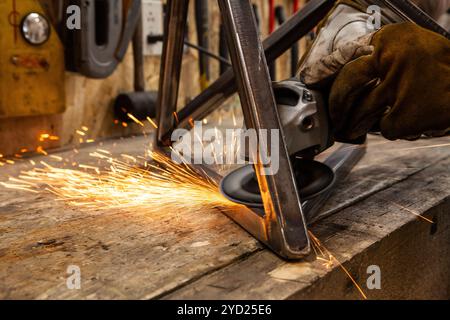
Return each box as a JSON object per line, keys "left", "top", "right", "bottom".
{"left": 301, "top": 22, "right": 450, "bottom": 142}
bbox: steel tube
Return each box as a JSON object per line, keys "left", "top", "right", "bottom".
{"left": 218, "top": 0, "right": 310, "bottom": 258}
{"left": 155, "top": 0, "right": 189, "bottom": 146}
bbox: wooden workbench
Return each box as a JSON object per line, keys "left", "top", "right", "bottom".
{"left": 0, "top": 134, "right": 449, "bottom": 300}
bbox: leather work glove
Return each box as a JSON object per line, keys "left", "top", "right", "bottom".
{"left": 325, "top": 22, "right": 450, "bottom": 141}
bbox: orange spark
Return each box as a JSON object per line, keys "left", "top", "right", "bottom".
{"left": 36, "top": 146, "right": 48, "bottom": 156}
{"left": 1, "top": 150, "right": 235, "bottom": 214}
{"left": 127, "top": 113, "right": 145, "bottom": 127}
{"left": 147, "top": 117, "right": 158, "bottom": 129}
{"left": 173, "top": 112, "right": 180, "bottom": 124}
{"left": 39, "top": 133, "right": 50, "bottom": 141}
{"left": 308, "top": 231, "right": 368, "bottom": 300}
{"left": 50, "top": 155, "right": 63, "bottom": 162}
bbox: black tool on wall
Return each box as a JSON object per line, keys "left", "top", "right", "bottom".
{"left": 268, "top": 0, "right": 276, "bottom": 80}
{"left": 114, "top": 4, "right": 157, "bottom": 123}
{"left": 195, "top": 0, "right": 210, "bottom": 90}
{"left": 61, "top": 0, "right": 141, "bottom": 79}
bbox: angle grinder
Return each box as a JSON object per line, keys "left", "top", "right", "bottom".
{"left": 220, "top": 79, "right": 336, "bottom": 208}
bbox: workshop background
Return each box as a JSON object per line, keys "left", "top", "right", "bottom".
{"left": 0, "top": 0, "right": 449, "bottom": 300}
{"left": 0, "top": 0, "right": 305, "bottom": 157}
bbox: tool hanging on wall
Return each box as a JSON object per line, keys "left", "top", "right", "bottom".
{"left": 0, "top": 0, "right": 65, "bottom": 118}
{"left": 61, "top": 0, "right": 141, "bottom": 79}
{"left": 195, "top": 0, "right": 210, "bottom": 90}
{"left": 268, "top": 0, "right": 276, "bottom": 80}
{"left": 291, "top": 0, "right": 300, "bottom": 76}
{"left": 114, "top": 5, "right": 157, "bottom": 123}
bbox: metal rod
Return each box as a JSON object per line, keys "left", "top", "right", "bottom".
{"left": 275, "top": 5, "right": 299, "bottom": 77}
{"left": 155, "top": 0, "right": 189, "bottom": 146}
{"left": 132, "top": 6, "right": 145, "bottom": 92}
{"left": 218, "top": 0, "right": 310, "bottom": 258}
{"left": 219, "top": 22, "right": 230, "bottom": 74}
{"left": 195, "top": 0, "right": 210, "bottom": 90}
{"left": 383, "top": 0, "right": 450, "bottom": 39}
{"left": 184, "top": 42, "right": 231, "bottom": 67}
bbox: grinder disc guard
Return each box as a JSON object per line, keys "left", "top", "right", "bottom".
{"left": 220, "top": 158, "right": 335, "bottom": 208}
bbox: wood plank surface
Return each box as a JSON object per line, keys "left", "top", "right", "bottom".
{"left": 0, "top": 134, "right": 449, "bottom": 299}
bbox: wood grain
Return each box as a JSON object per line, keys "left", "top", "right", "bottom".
{"left": 0, "top": 134, "right": 449, "bottom": 299}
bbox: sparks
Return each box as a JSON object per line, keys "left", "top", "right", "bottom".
{"left": 127, "top": 113, "right": 145, "bottom": 127}
{"left": 50, "top": 155, "right": 63, "bottom": 162}
{"left": 147, "top": 117, "right": 158, "bottom": 129}
{"left": 376, "top": 195, "right": 434, "bottom": 224}
{"left": 173, "top": 112, "right": 180, "bottom": 124}
{"left": 2, "top": 150, "right": 235, "bottom": 215}
{"left": 39, "top": 133, "right": 50, "bottom": 141}
{"left": 309, "top": 231, "right": 368, "bottom": 300}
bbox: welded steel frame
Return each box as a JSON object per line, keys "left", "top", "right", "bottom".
{"left": 154, "top": 0, "right": 444, "bottom": 259}
{"left": 155, "top": 0, "right": 339, "bottom": 259}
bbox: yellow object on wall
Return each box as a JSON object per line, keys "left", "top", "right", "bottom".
{"left": 0, "top": 0, "right": 65, "bottom": 118}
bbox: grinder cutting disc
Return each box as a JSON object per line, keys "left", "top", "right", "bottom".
{"left": 220, "top": 159, "right": 335, "bottom": 208}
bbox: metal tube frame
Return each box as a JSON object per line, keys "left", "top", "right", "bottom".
{"left": 154, "top": 0, "right": 442, "bottom": 259}
{"left": 156, "top": 0, "right": 189, "bottom": 146}
{"left": 157, "top": 0, "right": 338, "bottom": 145}
{"left": 217, "top": 0, "right": 310, "bottom": 258}
{"left": 157, "top": 0, "right": 326, "bottom": 258}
